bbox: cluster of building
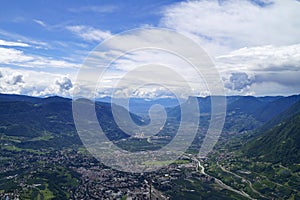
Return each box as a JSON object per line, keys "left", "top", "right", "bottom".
{"left": 1, "top": 143, "right": 213, "bottom": 199}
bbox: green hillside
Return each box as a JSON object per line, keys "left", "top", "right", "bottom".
{"left": 244, "top": 111, "right": 300, "bottom": 166}
{"left": 0, "top": 95, "right": 135, "bottom": 150}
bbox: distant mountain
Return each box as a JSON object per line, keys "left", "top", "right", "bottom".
{"left": 167, "top": 95, "right": 300, "bottom": 134}
{"left": 96, "top": 97, "right": 180, "bottom": 116}
{"left": 254, "top": 94, "right": 300, "bottom": 123}
{"left": 257, "top": 99, "right": 300, "bottom": 132}
{"left": 0, "top": 93, "right": 43, "bottom": 103}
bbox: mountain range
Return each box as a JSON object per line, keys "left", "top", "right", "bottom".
{"left": 0, "top": 93, "right": 300, "bottom": 165}
{"left": 168, "top": 95, "right": 300, "bottom": 134}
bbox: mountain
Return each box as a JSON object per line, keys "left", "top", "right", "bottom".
{"left": 242, "top": 99, "right": 300, "bottom": 165}
{"left": 97, "top": 97, "right": 180, "bottom": 116}
{"left": 1, "top": 93, "right": 300, "bottom": 151}
{"left": 168, "top": 95, "right": 300, "bottom": 133}
{"left": 224, "top": 95, "right": 300, "bottom": 133}
{"left": 0, "top": 93, "right": 43, "bottom": 103}
{"left": 258, "top": 99, "right": 300, "bottom": 132}
{"left": 254, "top": 94, "right": 300, "bottom": 123}
{"left": 0, "top": 94, "right": 144, "bottom": 150}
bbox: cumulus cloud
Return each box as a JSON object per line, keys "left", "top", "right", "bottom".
{"left": 9, "top": 74, "right": 24, "bottom": 85}
{"left": 55, "top": 77, "right": 73, "bottom": 91}
{"left": 217, "top": 44, "right": 300, "bottom": 95}
{"left": 224, "top": 72, "right": 254, "bottom": 92}
{"left": 67, "top": 25, "right": 112, "bottom": 42}
{"left": 0, "top": 71, "right": 25, "bottom": 94}
{"left": 0, "top": 68, "right": 76, "bottom": 97}
{"left": 0, "top": 72, "right": 24, "bottom": 86}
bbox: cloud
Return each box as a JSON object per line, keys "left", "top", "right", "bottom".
{"left": 0, "top": 71, "right": 25, "bottom": 94}
{"left": 0, "top": 67, "right": 76, "bottom": 97}
{"left": 217, "top": 44, "right": 300, "bottom": 95}
{"left": 33, "top": 19, "right": 46, "bottom": 27}
{"left": 1, "top": 1, "right": 299, "bottom": 97}
{"left": 165, "top": 0, "right": 300, "bottom": 96}
{"left": 56, "top": 77, "right": 73, "bottom": 91}
{"left": 67, "top": 26, "right": 112, "bottom": 42}
{"left": 217, "top": 44, "right": 300, "bottom": 72}
{"left": 9, "top": 74, "right": 24, "bottom": 85}
{"left": 160, "top": 0, "right": 300, "bottom": 56}
{"left": 0, "top": 47, "right": 32, "bottom": 64}
{"left": 0, "top": 47, "right": 80, "bottom": 69}
{"left": 65, "top": 16, "right": 300, "bottom": 97}
{"left": 74, "top": 29, "right": 219, "bottom": 98}
{"left": 69, "top": 5, "right": 117, "bottom": 13}
{"left": 0, "top": 29, "right": 48, "bottom": 48}
{"left": 0, "top": 39, "right": 30, "bottom": 47}
{"left": 254, "top": 72, "right": 300, "bottom": 87}
{"left": 224, "top": 72, "right": 254, "bottom": 91}
{"left": 0, "top": 71, "right": 3, "bottom": 78}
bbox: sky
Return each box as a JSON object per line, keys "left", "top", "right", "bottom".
{"left": 0, "top": 0, "right": 300, "bottom": 98}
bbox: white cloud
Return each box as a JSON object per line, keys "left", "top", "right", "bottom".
{"left": 8, "top": 74, "right": 24, "bottom": 85}
{"left": 217, "top": 44, "right": 300, "bottom": 72}
{"left": 0, "top": 29, "right": 48, "bottom": 49}
{"left": 74, "top": 29, "right": 219, "bottom": 99}
{"left": 33, "top": 19, "right": 46, "bottom": 27}
{"left": 217, "top": 44, "right": 300, "bottom": 95}
{"left": 0, "top": 47, "right": 80, "bottom": 69}
{"left": 160, "top": 0, "right": 300, "bottom": 56}
{"left": 65, "top": 1, "right": 300, "bottom": 97}
{"left": 90, "top": 30, "right": 300, "bottom": 97}
{"left": 69, "top": 5, "right": 117, "bottom": 13}
{"left": 158, "top": 0, "right": 300, "bottom": 96}
{"left": 0, "top": 67, "right": 75, "bottom": 97}
{"left": 2, "top": 1, "right": 300, "bottom": 97}
{"left": 0, "top": 39, "right": 30, "bottom": 47}
{"left": 56, "top": 77, "right": 73, "bottom": 91}
{"left": 0, "top": 47, "right": 33, "bottom": 64}
{"left": 67, "top": 25, "right": 112, "bottom": 42}
{"left": 224, "top": 72, "right": 254, "bottom": 92}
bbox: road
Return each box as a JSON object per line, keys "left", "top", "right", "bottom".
{"left": 217, "top": 162, "right": 269, "bottom": 199}
{"left": 192, "top": 157, "right": 256, "bottom": 200}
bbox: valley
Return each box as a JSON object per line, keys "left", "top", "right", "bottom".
{"left": 0, "top": 93, "right": 300, "bottom": 199}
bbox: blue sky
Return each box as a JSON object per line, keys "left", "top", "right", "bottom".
{"left": 0, "top": 0, "right": 300, "bottom": 97}
{"left": 0, "top": 1, "right": 175, "bottom": 61}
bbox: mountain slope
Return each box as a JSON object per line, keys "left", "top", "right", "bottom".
{"left": 168, "top": 95, "right": 300, "bottom": 133}
{"left": 258, "top": 100, "right": 300, "bottom": 132}
{"left": 243, "top": 110, "right": 300, "bottom": 165}
{"left": 254, "top": 94, "right": 300, "bottom": 123}
{"left": 0, "top": 94, "right": 144, "bottom": 150}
